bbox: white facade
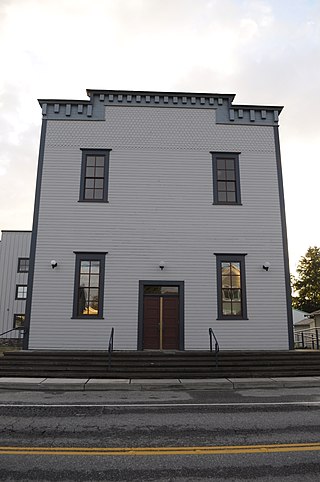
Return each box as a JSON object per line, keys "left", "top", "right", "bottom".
{"left": 0, "top": 231, "right": 31, "bottom": 341}
{"left": 26, "top": 90, "right": 292, "bottom": 351}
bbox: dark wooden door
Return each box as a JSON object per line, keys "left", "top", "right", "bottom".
{"left": 162, "top": 296, "right": 179, "bottom": 349}
{"left": 143, "top": 296, "right": 160, "bottom": 349}
{"left": 143, "top": 292, "right": 179, "bottom": 350}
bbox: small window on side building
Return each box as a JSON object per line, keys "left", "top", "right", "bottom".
{"left": 15, "top": 285, "right": 28, "bottom": 300}
{"left": 18, "top": 258, "right": 29, "bottom": 272}
{"left": 13, "top": 314, "right": 25, "bottom": 329}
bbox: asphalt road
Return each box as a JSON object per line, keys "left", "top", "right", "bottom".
{"left": 1, "top": 387, "right": 320, "bottom": 481}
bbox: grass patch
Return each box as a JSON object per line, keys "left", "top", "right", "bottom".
{"left": 0, "top": 346, "right": 21, "bottom": 356}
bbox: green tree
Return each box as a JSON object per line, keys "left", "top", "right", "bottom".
{"left": 292, "top": 246, "right": 320, "bottom": 313}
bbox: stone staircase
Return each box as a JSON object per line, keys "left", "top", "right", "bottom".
{"left": 1, "top": 350, "right": 320, "bottom": 378}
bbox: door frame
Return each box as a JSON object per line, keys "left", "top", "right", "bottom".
{"left": 138, "top": 280, "right": 185, "bottom": 351}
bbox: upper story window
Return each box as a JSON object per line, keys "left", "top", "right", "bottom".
{"left": 18, "top": 258, "right": 29, "bottom": 273}
{"left": 16, "top": 285, "right": 28, "bottom": 300}
{"left": 79, "top": 149, "right": 111, "bottom": 203}
{"left": 215, "top": 254, "right": 247, "bottom": 320}
{"left": 72, "top": 252, "right": 106, "bottom": 319}
{"left": 211, "top": 152, "right": 241, "bottom": 205}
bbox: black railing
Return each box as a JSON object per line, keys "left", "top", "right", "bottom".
{"left": 209, "top": 328, "right": 220, "bottom": 368}
{"left": 294, "top": 328, "right": 320, "bottom": 350}
{"left": 0, "top": 327, "right": 25, "bottom": 339}
{"left": 108, "top": 327, "right": 114, "bottom": 370}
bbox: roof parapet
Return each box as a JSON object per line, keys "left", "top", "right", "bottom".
{"left": 38, "top": 89, "right": 283, "bottom": 125}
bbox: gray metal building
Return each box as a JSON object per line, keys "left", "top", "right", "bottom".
{"left": 0, "top": 231, "right": 31, "bottom": 342}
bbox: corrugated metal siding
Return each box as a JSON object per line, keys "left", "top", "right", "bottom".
{"left": 29, "top": 107, "right": 289, "bottom": 350}
{"left": 0, "top": 232, "right": 31, "bottom": 338}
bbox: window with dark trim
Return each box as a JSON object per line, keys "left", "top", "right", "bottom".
{"left": 15, "top": 285, "right": 28, "bottom": 300}
{"left": 13, "top": 314, "right": 25, "bottom": 329}
{"left": 211, "top": 152, "right": 241, "bottom": 204}
{"left": 79, "top": 149, "right": 111, "bottom": 202}
{"left": 18, "top": 258, "right": 29, "bottom": 273}
{"left": 72, "top": 252, "right": 106, "bottom": 319}
{"left": 215, "top": 254, "right": 247, "bottom": 319}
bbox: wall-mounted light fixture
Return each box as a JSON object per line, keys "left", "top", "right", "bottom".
{"left": 159, "top": 260, "right": 165, "bottom": 271}
{"left": 262, "top": 262, "right": 270, "bottom": 271}
{"left": 51, "top": 260, "right": 58, "bottom": 269}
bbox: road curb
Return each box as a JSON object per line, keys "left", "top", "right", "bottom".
{"left": 1, "top": 376, "right": 320, "bottom": 391}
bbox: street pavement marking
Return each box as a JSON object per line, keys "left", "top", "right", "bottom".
{"left": 1, "top": 442, "right": 320, "bottom": 456}
{"left": 1, "top": 401, "right": 320, "bottom": 408}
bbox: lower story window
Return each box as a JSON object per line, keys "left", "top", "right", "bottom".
{"left": 13, "top": 314, "right": 25, "bottom": 329}
{"left": 215, "top": 254, "right": 247, "bottom": 319}
{"left": 16, "top": 285, "right": 27, "bottom": 300}
{"left": 72, "top": 252, "right": 106, "bottom": 319}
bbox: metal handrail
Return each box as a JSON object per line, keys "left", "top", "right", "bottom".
{"left": 209, "top": 328, "right": 220, "bottom": 368}
{"left": 294, "top": 327, "right": 319, "bottom": 350}
{"left": 0, "top": 327, "right": 24, "bottom": 338}
{"left": 108, "top": 327, "right": 114, "bottom": 370}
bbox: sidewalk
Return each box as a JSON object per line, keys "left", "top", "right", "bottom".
{"left": 1, "top": 376, "right": 320, "bottom": 391}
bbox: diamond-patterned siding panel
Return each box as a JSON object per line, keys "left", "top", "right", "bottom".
{"left": 45, "top": 106, "right": 275, "bottom": 152}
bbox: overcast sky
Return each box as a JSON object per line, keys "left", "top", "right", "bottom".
{"left": 0, "top": 0, "right": 319, "bottom": 272}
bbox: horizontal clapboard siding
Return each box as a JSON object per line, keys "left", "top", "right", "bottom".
{"left": 0, "top": 232, "right": 31, "bottom": 338}
{"left": 29, "top": 107, "right": 289, "bottom": 350}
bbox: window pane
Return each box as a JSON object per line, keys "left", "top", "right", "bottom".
{"left": 90, "top": 261, "right": 100, "bottom": 273}
{"left": 217, "top": 181, "right": 226, "bottom": 192}
{"left": 86, "top": 156, "right": 96, "bottom": 166}
{"left": 144, "top": 285, "right": 179, "bottom": 295}
{"left": 86, "top": 167, "right": 95, "bottom": 177}
{"left": 231, "top": 275, "right": 241, "bottom": 288}
{"left": 96, "top": 167, "right": 104, "bottom": 177}
{"left": 95, "top": 178, "right": 104, "bottom": 189}
{"left": 144, "top": 286, "right": 162, "bottom": 294}
{"left": 217, "top": 170, "right": 226, "bottom": 180}
{"left": 80, "top": 274, "right": 90, "bottom": 287}
{"left": 94, "top": 189, "right": 103, "bottom": 200}
{"left": 222, "top": 302, "right": 232, "bottom": 315}
{"left": 17, "top": 286, "right": 27, "bottom": 299}
{"left": 14, "top": 314, "right": 25, "bottom": 328}
{"left": 232, "top": 289, "right": 241, "bottom": 300}
{"left": 232, "top": 302, "right": 242, "bottom": 316}
{"left": 95, "top": 167, "right": 104, "bottom": 178}
{"left": 222, "top": 275, "right": 231, "bottom": 288}
{"left": 85, "top": 189, "right": 94, "bottom": 199}
{"left": 221, "top": 262, "right": 230, "bottom": 269}
{"left": 78, "top": 288, "right": 87, "bottom": 314}
{"left": 227, "top": 192, "right": 236, "bottom": 203}
{"left": 226, "top": 182, "right": 235, "bottom": 192}
{"left": 231, "top": 262, "right": 240, "bottom": 271}
{"left": 18, "top": 259, "right": 29, "bottom": 272}
{"left": 85, "top": 178, "right": 94, "bottom": 188}
{"left": 90, "top": 274, "right": 100, "bottom": 287}
{"left": 161, "top": 286, "right": 178, "bottom": 294}
{"left": 226, "top": 159, "right": 235, "bottom": 169}
{"left": 88, "top": 301, "right": 99, "bottom": 315}
{"left": 216, "top": 159, "right": 225, "bottom": 170}
{"left": 222, "top": 289, "right": 231, "bottom": 300}
{"left": 95, "top": 156, "right": 105, "bottom": 167}
{"left": 89, "top": 288, "right": 99, "bottom": 302}
{"left": 226, "top": 170, "right": 235, "bottom": 180}
{"left": 80, "top": 261, "right": 90, "bottom": 273}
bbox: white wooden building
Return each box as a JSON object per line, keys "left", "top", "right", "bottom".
{"left": 0, "top": 231, "right": 31, "bottom": 343}
{"left": 24, "top": 90, "right": 293, "bottom": 351}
